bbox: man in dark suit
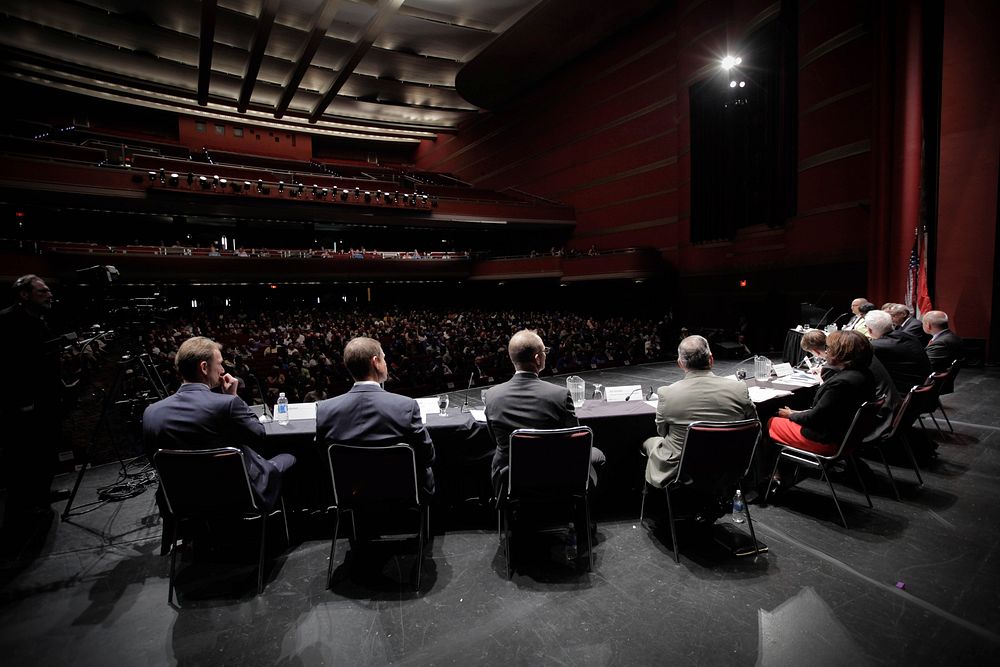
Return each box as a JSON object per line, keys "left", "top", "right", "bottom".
{"left": 143, "top": 336, "right": 296, "bottom": 511}
{"left": 485, "top": 329, "right": 605, "bottom": 496}
{"left": 866, "top": 310, "right": 931, "bottom": 394}
{"left": 888, "top": 304, "right": 930, "bottom": 344}
{"left": 923, "top": 310, "right": 963, "bottom": 372}
{"left": 316, "top": 337, "right": 435, "bottom": 495}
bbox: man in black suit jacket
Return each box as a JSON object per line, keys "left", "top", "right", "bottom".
{"left": 143, "top": 336, "right": 296, "bottom": 511}
{"left": 888, "top": 304, "right": 930, "bottom": 344}
{"left": 865, "top": 310, "right": 931, "bottom": 394}
{"left": 484, "top": 329, "right": 605, "bottom": 495}
{"left": 316, "top": 337, "right": 435, "bottom": 495}
{"left": 923, "top": 310, "right": 963, "bottom": 372}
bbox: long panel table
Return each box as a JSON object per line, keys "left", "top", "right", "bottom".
{"left": 260, "top": 370, "right": 816, "bottom": 520}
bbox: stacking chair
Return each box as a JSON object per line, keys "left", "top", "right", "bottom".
{"left": 766, "top": 397, "right": 885, "bottom": 528}
{"left": 639, "top": 419, "right": 762, "bottom": 563}
{"left": 326, "top": 443, "right": 429, "bottom": 590}
{"left": 919, "top": 360, "right": 961, "bottom": 433}
{"left": 498, "top": 426, "right": 594, "bottom": 579}
{"left": 866, "top": 384, "right": 932, "bottom": 499}
{"left": 153, "top": 447, "right": 290, "bottom": 604}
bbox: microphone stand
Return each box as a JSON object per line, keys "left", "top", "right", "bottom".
{"left": 623, "top": 386, "right": 650, "bottom": 401}
{"left": 461, "top": 371, "right": 475, "bottom": 413}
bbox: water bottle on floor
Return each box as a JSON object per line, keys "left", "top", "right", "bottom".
{"left": 276, "top": 392, "right": 289, "bottom": 425}
{"left": 732, "top": 489, "right": 745, "bottom": 524}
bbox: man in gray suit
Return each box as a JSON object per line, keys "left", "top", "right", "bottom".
{"left": 143, "top": 336, "right": 296, "bottom": 511}
{"left": 923, "top": 310, "right": 963, "bottom": 372}
{"left": 888, "top": 304, "right": 930, "bottom": 344}
{"left": 642, "top": 335, "right": 756, "bottom": 488}
{"left": 485, "top": 329, "right": 605, "bottom": 496}
{"left": 316, "top": 337, "right": 435, "bottom": 495}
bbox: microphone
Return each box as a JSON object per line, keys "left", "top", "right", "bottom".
{"left": 461, "top": 370, "right": 476, "bottom": 413}
{"left": 246, "top": 372, "right": 271, "bottom": 419}
{"left": 624, "top": 386, "right": 649, "bottom": 401}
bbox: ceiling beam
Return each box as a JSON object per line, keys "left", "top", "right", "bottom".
{"left": 308, "top": 0, "right": 405, "bottom": 123}
{"left": 237, "top": 0, "right": 282, "bottom": 113}
{"left": 197, "top": 0, "right": 218, "bottom": 106}
{"left": 274, "top": 0, "right": 342, "bottom": 119}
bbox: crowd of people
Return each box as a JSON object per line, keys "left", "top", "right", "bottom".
{"left": 142, "top": 306, "right": 672, "bottom": 404}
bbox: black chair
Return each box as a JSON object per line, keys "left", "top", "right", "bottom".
{"left": 640, "top": 419, "right": 762, "bottom": 563}
{"left": 498, "top": 426, "right": 594, "bottom": 579}
{"left": 766, "top": 397, "right": 886, "bottom": 528}
{"left": 326, "top": 443, "right": 429, "bottom": 590}
{"left": 866, "top": 384, "right": 932, "bottom": 499}
{"left": 153, "top": 447, "right": 290, "bottom": 604}
{"left": 919, "top": 360, "right": 961, "bottom": 433}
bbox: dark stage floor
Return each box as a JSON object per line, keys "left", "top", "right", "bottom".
{"left": 1, "top": 361, "right": 998, "bottom": 666}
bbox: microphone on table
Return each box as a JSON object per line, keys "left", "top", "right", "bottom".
{"left": 246, "top": 372, "right": 272, "bottom": 419}
{"left": 461, "top": 370, "right": 476, "bottom": 413}
{"left": 624, "top": 386, "right": 649, "bottom": 401}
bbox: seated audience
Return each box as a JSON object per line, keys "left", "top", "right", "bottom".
{"left": 768, "top": 330, "right": 877, "bottom": 457}
{"left": 923, "top": 310, "right": 963, "bottom": 372}
{"left": 142, "top": 336, "right": 297, "bottom": 510}
{"left": 485, "top": 329, "right": 606, "bottom": 496}
{"left": 642, "top": 335, "right": 756, "bottom": 488}
{"left": 315, "top": 337, "right": 436, "bottom": 495}
{"left": 865, "top": 309, "right": 932, "bottom": 394}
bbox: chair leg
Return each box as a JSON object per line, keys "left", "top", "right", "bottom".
{"left": 502, "top": 507, "right": 512, "bottom": 579}
{"left": 741, "top": 484, "right": 761, "bottom": 557}
{"left": 280, "top": 497, "right": 291, "bottom": 545}
{"left": 583, "top": 497, "right": 594, "bottom": 572}
{"left": 874, "top": 444, "right": 901, "bottom": 501}
{"left": 664, "top": 488, "right": 680, "bottom": 563}
{"left": 639, "top": 483, "right": 647, "bottom": 523}
{"left": 818, "top": 460, "right": 849, "bottom": 528}
{"left": 326, "top": 509, "right": 340, "bottom": 589}
{"left": 168, "top": 523, "right": 179, "bottom": 605}
{"left": 257, "top": 514, "right": 267, "bottom": 595}
{"left": 848, "top": 455, "right": 873, "bottom": 508}
{"left": 937, "top": 402, "right": 954, "bottom": 432}
{"left": 414, "top": 505, "right": 427, "bottom": 591}
{"left": 764, "top": 451, "right": 783, "bottom": 503}
{"left": 928, "top": 412, "right": 943, "bottom": 433}
{"left": 899, "top": 432, "right": 924, "bottom": 486}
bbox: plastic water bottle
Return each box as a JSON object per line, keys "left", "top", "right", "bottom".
{"left": 732, "top": 489, "right": 745, "bottom": 524}
{"left": 566, "top": 526, "right": 578, "bottom": 563}
{"left": 276, "top": 392, "right": 289, "bottom": 425}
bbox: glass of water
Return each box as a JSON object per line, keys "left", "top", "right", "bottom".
{"left": 437, "top": 394, "right": 449, "bottom": 416}
{"left": 480, "top": 389, "right": 488, "bottom": 407}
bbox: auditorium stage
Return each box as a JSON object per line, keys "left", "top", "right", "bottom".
{"left": 1, "top": 361, "right": 998, "bottom": 665}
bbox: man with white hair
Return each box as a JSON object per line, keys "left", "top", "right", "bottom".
{"left": 923, "top": 310, "right": 963, "bottom": 372}
{"left": 641, "top": 335, "right": 756, "bottom": 488}
{"left": 887, "top": 303, "right": 929, "bottom": 344}
{"left": 866, "top": 309, "right": 931, "bottom": 394}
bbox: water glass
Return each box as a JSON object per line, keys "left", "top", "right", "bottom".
{"left": 566, "top": 376, "right": 585, "bottom": 408}
{"left": 437, "top": 394, "right": 449, "bottom": 416}
{"left": 480, "top": 389, "right": 488, "bottom": 407}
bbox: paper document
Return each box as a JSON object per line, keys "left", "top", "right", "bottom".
{"left": 605, "top": 385, "right": 643, "bottom": 402}
{"left": 780, "top": 373, "right": 821, "bottom": 387}
{"left": 748, "top": 386, "right": 793, "bottom": 403}
{"left": 415, "top": 397, "right": 440, "bottom": 423}
{"left": 286, "top": 402, "right": 317, "bottom": 420}
{"left": 470, "top": 409, "right": 487, "bottom": 423}
{"left": 644, "top": 399, "right": 659, "bottom": 409}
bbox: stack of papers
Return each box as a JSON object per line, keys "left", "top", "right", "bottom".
{"left": 415, "top": 397, "right": 441, "bottom": 423}
{"left": 779, "top": 373, "right": 822, "bottom": 387}
{"left": 748, "top": 386, "right": 793, "bottom": 403}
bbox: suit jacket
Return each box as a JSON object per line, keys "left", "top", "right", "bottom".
{"left": 871, "top": 329, "right": 932, "bottom": 394}
{"left": 485, "top": 372, "right": 579, "bottom": 487}
{"left": 142, "top": 383, "right": 282, "bottom": 509}
{"left": 643, "top": 370, "right": 756, "bottom": 487}
{"left": 925, "top": 329, "right": 963, "bottom": 372}
{"left": 791, "top": 367, "right": 875, "bottom": 443}
{"left": 315, "top": 383, "right": 436, "bottom": 494}
{"left": 899, "top": 317, "right": 930, "bottom": 345}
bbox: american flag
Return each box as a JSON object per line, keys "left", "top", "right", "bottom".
{"left": 906, "top": 227, "right": 933, "bottom": 316}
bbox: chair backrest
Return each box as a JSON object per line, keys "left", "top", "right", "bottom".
{"left": 888, "top": 383, "right": 937, "bottom": 438}
{"left": 153, "top": 447, "right": 259, "bottom": 517}
{"left": 327, "top": 443, "right": 419, "bottom": 509}
{"left": 940, "top": 358, "right": 962, "bottom": 395}
{"left": 834, "top": 396, "right": 887, "bottom": 458}
{"left": 673, "top": 419, "right": 761, "bottom": 495}
{"left": 508, "top": 426, "right": 593, "bottom": 497}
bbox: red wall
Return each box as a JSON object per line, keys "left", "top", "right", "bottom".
{"left": 177, "top": 117, "right": 312, "bottom": 160}
{"left": 935, "top": 0, "right": 999, "bottom": 341}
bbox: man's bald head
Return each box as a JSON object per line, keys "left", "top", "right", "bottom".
{"left": 678, "top": 335, "right": 712, "bottom": 371}
{"left": 508, "top": 329, "right": 546, "bottom": 372}
{"left": 851, "top": 298, "right": 868, "bottom": 315}
{"left": 922, "top": 310, "right": 949, "bottom": 333}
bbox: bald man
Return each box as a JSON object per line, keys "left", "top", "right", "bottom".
{"left": 485, "top": 329, "right": 605, "bottom": 496}
{"left": 923, "top": 310, "right": 963, "bottom": 372}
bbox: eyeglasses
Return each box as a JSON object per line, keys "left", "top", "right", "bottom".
{"left": 542, "top": 347, "right": 551, "bottom": 355}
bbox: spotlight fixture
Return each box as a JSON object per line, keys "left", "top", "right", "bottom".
{"left": 340, "top": 189, "right": 349, "bottom": 201}
{"left": 219, "top": 179, "right": 228, "bottom": 190}
{"left": 739, "top": 81, "right": 746, "bottom": 88}
{"left": 321, "top": 188, "right": 328, "bottom": 198}
{"left": 313, "top": 185, "right": 320, "bottom": 197}
{"left": 244, "top": 181, "right": 251, "bottom": 191}
{"left": 364, "top": 191, "right": 371, "bottom": 203}
{"left": 256, "top": 178, "right": 264, "bottom": 193}
{"left": 730, "top": 80, "right": 737, "bottom": 88}
{"left": 199, "top": 176, "right": 210, "bottom": 189}
{"left": 147, "top": 171, "right": 157, "bottom": 182}
{"left": 169, "top": 172, "right": 179, "bottom": 186}
{"left": 721, "top": 55, "right": 742, "bottom": 70}
{"left": 278, "top": 180, "right": 285, "bottom": 192}
{"left": 186, "top": 172, "right": 194, "bottom": 185}
{"left": 159, "top": 168, "right": 166, "bottom": 183}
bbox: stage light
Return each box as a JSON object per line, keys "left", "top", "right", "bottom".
{"left": 739, "top": 279, "right": 748, "bottom": 287}
{"left": 257, "top": 179, "right": 264, "bottom": 193}
{"left": 313, "top": 185, "right": 320, "bottom": 197}
{"left": 739, "top": 81, "right": 746, "bottom": 88}
{"left": 721, "top": 56, "right": 743, "bottom": 70}
{"left": 244, "top": 181, "right": 251, "bottom": 191}
{"left": 364, "top": 191, "right": 371, "bottom": 203}
{"left": 186, "top": 172, "right": 194, "bottom": 185}
{"left": 278, "top": 180, "right": 285, "bottom": 192}
{"left": 340, "top": 189, "right": 348, "bottom": 201}
{"left": 730, "top": 80, "right": 737, "bottom": 88}
{"left": 199, "top": 176, "right": 210, "bottom": 189}
{"left": 321, "top": 188, "right": 328, "bottom": 198}
{"left": 147, "top": 171, "right": 157, "bottom": 182}
{"left": 169, "top": 173, "right": 179, "bottom": 186}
